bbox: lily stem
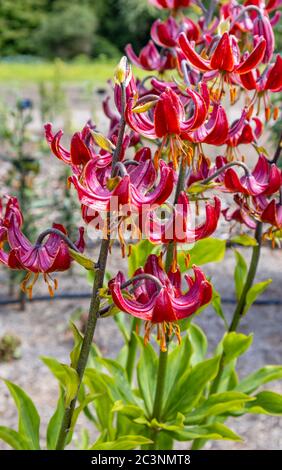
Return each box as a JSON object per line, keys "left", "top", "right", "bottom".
{"left": 166, "top": 156, "right": 186, "bottom": 270}
{"left": 201, "top": 161, "right": 250, "bottom": 185}
{"left": 211, "top": 221, "right": 262, "bottom": 395}
{"left": 191, "top": 221, "right": 263, "bottom": 450}
{"left": 55, "top": 72, "right": 128, "bottom": 450}
{"left": 228, "top": 222, "right": 263, "bottom": 332}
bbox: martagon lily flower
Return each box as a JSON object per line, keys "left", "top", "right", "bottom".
{"left": 151, "top": 17, "right": 199, "bottom": 49}
{"left": 126, "top": 85, "right": 208, "bottom": 139}
{"left": 178, "top": 31, "right": 266, "bottom": 85}
{"left": 125, "top": 40, "right": 175, "bottom": 72}
{"left": 109, "top": 254, "right": 212, "bottom": 351}
{"left": 144, "top": 192, "right": 221, "bottom": 246}
{"left": 0, "top": 197, "right": 85, "bottom": 298}
{"left": 240, "top": 55, "right": 282, "bottom": 119}
{"left": 126, "top": 85, "right": 208, "bottom": 166}
{"left": 70, "top": 152, "right": 174, "bottom": 214}
{"left": 253, "top": 195, "right": 282, "bottom": 231}
{"left": 222, "top": 195, "right": 257, "bottom": 229}
{"left": 224, "top": 154, "right": 281, "bottom": 195}
{"left": 45, "top": 122, "right": 94, "bottom": 173}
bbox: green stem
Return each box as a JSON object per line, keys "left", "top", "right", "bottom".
{"left": 152, "top": 347, "right": 169, "bottom": 422}
{"left": 55, "top": 237, "right": 110, "bottom": 450}
{"left": 211, "top": 221, "right": 262, "bottom": 395}
{"left": 148, "top": 343, "right": 169, "bottom": 450}
{"left": 126, "top": 317, "right": 141, "bottom": 383}
{"left": 165, "top": 156, "right": 186, "bottom": 271}
{"left": 55, "top": 74, "right": 127, "bottom": 450}
{"left": 228, "top": 222, "right": 262, "bottom": 332}
{"left": 191, "top": 222, "right": 263, "bottom": 450}
{"left": 201, "top": 161, "right": 250, "bottom": 185}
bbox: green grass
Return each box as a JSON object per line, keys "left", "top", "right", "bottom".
{"left": 0, "top": 60, "right": 147, "bottom": 84}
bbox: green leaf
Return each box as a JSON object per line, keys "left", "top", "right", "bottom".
{"left": 113, "top": 313, "right": 130, "bottom": 343}
{"left": 96, "top": 358, "right": 136, "bottom": 404}
{"left": 84, "top": 368, "right": 114, "bottom": 432}
{"left": 187, "top": 181, "right": 219, "bottom": 194}
{"left": 4, "top": 380, "right": 40, "bottom": 450}
{"left": 89, "top": 435, "right": 153, "bottom": 450}
{"left": 235, "top": 365, "right": 282, "bottom": 394}
{"left": 188, "top": 323, "right": 208, "bottom": 366}
{"left": 185, "top": 392, "right": 254, "bottom": 424}
{"left": 128, "top": 240, "right": 160, "bottom": 276}
{"left": 136, "top": 335, "right": 158, "bottom": 415}
{"left": 162, "top": 335, "right": 193, "bottom": 411}
{"left": 243, "top": 279, "right": 272, "bottom": 315}
{"left": 234, "top": 250, "right": 247, "bottom": 300}
{"left": 69, "top": 248, "right": 96, "bottom": 271}
{"left": 0, "top": 426, "right": 30, "bottom": 450}
{"left": 245, "top": 391, "right": 282, "bottom": 415}
{"left": 41, "top": 356, "right": 79, "bottom": 407}
{"left": 223, "top": 332, "right": 253, "bottom": 365}
{"left": 231, "top": 234, "right": 257, "bottom": 246}
{"left": 165, "top": 356, "right": 220, "bottom": 420}
{"left": 69, "top": 321, "right": 83, "bottom": 369}
{"left": 47, "top": 390, "right": 65, "bottom": 450}
{"left": 178, "top": 238, "right": 226, "bottom": 271}
{"left": 112, "top": 401, "right": 145, "bottom": 420}
{"left": 212, "top": 289, "right": 228, "bottom": 327}
{"left": 166, "top": 422, "right": 242, "bottom": 442}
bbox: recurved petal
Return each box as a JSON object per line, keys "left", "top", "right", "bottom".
{"left": 236, "top": 37, "right": 266, "bottom": 74}
{"left": 210, "top": 33, "right": 235, "bottom": 72}
{"left": 109, "top": 273, "right": 156, "bottom": 320}
{"left": 178, "top": 32, "right": 211, "bottom": 72}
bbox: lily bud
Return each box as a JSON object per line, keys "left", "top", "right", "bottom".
{"left": 253, "top": 14, "right": 275, "bottom": 63}
{"left": 114, "top": 56, "right": 128, "bottom": 85}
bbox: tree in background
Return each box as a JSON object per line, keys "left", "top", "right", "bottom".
{"left": 36, "top": 3, "right": 97, "bottom": 59}
{"left": 0, "top": 0, "right": 47, "bottom": 56}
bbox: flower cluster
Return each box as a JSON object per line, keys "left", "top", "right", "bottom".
{"left": 1, "top": 0, "right": 282, "bottom": 351}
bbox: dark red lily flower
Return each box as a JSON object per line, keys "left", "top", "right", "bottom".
{"left": 0, "top": 198, "right": 85, "bottom": 297}
{"left": 45, "top": 122, "right": 94, "bottom": 174}
{"left": 149, "top": 0, "right": 191, "bottom": 9}
{"left": 240, "top": 55, "right": 282, "bottom": 92}
{"left": 151, "top": 17, "right": 199, "bottom": 49}
{"left": 125, "top": 40, "right": 175, "bottom": 72}
{"left": 70, "top": 154, "right": 174, "bottom": 214}
{"left": 260, "top": 199, "right": 282, "bottom": 229}
{"left": 126, "top": 85, "right": 208, "bottom": 139}
{"left": 226, "top": 117, "right": 263, "bottom": 147}
{"left": 0, "top": 196, "right": 23, "bottom": 265}
{"left": 185, "top": 104, "right": 247, "bottom": 146}
{"left": 222, "top": 195, "right": 257, "bottom": 229}
{"left": 224, "top": 154, "right": 281, "bottom": 196}
{"left": 186, "top": 155, "right": 211, "bottom": 187}
{"left": 144, "top": 192, "right": 221, "bottom": 244}
{"left": 253, "top": 195, "right": 282, "bottom": 229}
{"left": 178, "top": 31, "right": 266, "bottom": 76}
{"left": 109, "top": 253, "right": 212, "bottom": 351}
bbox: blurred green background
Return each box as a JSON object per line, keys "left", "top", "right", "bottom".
{"left": 0, "top": 0, "right": 159, "bottom": 58}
